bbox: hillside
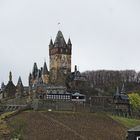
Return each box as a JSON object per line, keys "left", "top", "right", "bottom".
{"left": 3, "top": 111, "right": 127, "bottom": 140}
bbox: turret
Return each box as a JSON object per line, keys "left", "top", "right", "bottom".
{"left": 16, "top": 76, "right": 24, "bottom": 98}
{"left": 41, "top": 62, "right": 49, "bottom": 84}
{"left": 42, "top": 62, "right": 49, "bottom": 75}
{"left": 67, "top": 38, "right": 72, "bottom": 48}
{"left": 32, "top": 62, "right": 38, "bottom": 79}
{"left": 17, "top": 76, "right": 23, "bottom": 87}
{"left": 29, "top": 73, "right": 32, "bottom": 86}
{"left": 121, "top": 83, "right": 126, "bottom": 94}
{"left": 9, "top": 71, "right": 12, "bottom": 82}
{"left": 49, "top": 39, "right": 54, "bottom": 48}
{"left": 74, "top": 65, "right": 77, "bottom": 72}
{"left": 1, "top": 82, "right": 5, "bottom": 92}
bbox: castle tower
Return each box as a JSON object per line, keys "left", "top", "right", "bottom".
{"left": 16, "top": 76, "right": 24, "bottom": 98}
{"left": 49, "top": 31, "right": 72, "bottom": 85}
{"left": 31, "top": 62, "right": 38, "bottom": 85}
{"left": 42, "top": 61, "right": 49, "bottom": 84}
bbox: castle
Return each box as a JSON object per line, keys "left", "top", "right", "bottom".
{"left": 29, "top": 30, "right": 72, "bottom": 87}
{"left": 0, "top": 31, "right": 131, "bottom": 116}
{"left": 0, "top": 30, "right": 87, "bottom": 101}
{"left": 28, "top": 30, "right": 86, "bottom": 100}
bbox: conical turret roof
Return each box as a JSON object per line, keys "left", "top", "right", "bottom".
{"left": 49, "top": 39, "right": 53, "bottom": 46}
{"left": 17, "top": 76, "right": 23, "bottom": 87}
{"left": 54, "top": 30, "right": 67, "bottom": 48}
{"left": 32, "top": 62, "right": 38, "bottom": 78}
{"left": 67, "top": 38, "right": 72, "bottom": 45}
{"left": 42, "top": 62, "right": 49, "bottom": 75}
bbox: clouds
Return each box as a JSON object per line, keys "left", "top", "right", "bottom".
{"left": 0, "top": 0, "right": 140, "bottom": 85}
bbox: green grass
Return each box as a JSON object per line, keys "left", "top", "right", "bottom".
{"left": 10, "top": 117, "right": 27, "bottom": 140}
{"left": 110, "top": 115, "right": 140, "bottom": 128}
{"left": 0, "top": 111, "right": 16, "bottom": 135}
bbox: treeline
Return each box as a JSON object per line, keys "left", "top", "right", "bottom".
{"left": 82, "top": 70, "right": 140, "bottom": 95}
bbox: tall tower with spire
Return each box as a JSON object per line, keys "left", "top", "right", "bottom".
{"left": 49, "top": 30, "right": 72, "bottom": 85}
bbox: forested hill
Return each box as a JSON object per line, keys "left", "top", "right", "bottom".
{"left": 82, "top": 70, "right": 140, "bottom": 95}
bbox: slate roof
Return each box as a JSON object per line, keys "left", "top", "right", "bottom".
{"left": 72, "top": 92, "right": 85, "bottom": 96}
{"left": 32, "top": 62, "right": 38, "bottom": 78}
{"left": 17, "top": 76, "right": 23, "bottom": 87}
{"left": 54, "top": 30, "right": 67, "bottom": 48}
{"left": 42, "top": 62, "right": 49, "bottom": 75}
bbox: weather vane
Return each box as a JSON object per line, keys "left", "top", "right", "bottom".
{"left": 58, "top": 22, "right": 61, "bottom": 30}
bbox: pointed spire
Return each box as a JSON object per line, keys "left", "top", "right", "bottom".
{"left": 54, "top": 30, "right": 67, "bottom": 48}
{"left": 17, "top": 76, "right": 23, "bottom": 87}
{"left": 33, "top": 62, "right": 38, "bottom": 71}
{"left": 1, "top": 82, "right": 5, "bottom": 91}
{"left": 75, "top": 65, "right": 77, "bottom": 72}
{"left": 29, "top": 73, "right": 32, "bottom": 86}
{"left": 68, "top": 38, "right": 71, "bottom": 44}
{"left": 49, "top": 39, "right": 54, "bottom": 48}
{"left": 32, "top": 62, "right": 38, "bottom": 78}
{"left": 9, "top": 71, "right": 12, "bottom": 82}
{"left": 42, "top": 62, "right": 49, "bottom": 75}
{"left": 29, "top": 73, "right": 32, "bottom": 79}
{"left": 67, "top": 38, "right": 72, "bottom": 48}
{"left": 121, "top": 83, "right": 126, "bottom": 94}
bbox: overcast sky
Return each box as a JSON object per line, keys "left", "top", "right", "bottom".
{"left": 0, "top": 0, "right": 140, "bottom": 85}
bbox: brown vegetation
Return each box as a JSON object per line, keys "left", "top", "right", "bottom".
{"left": 6, "top": 111, "right": 127, "bottom": 140}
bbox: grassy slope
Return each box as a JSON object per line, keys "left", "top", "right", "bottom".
{"left": 110, "top": 115, "right": 140, "bottom": 128}
{"left": 0, "top": 111, "right": 16, "bottom": 138}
